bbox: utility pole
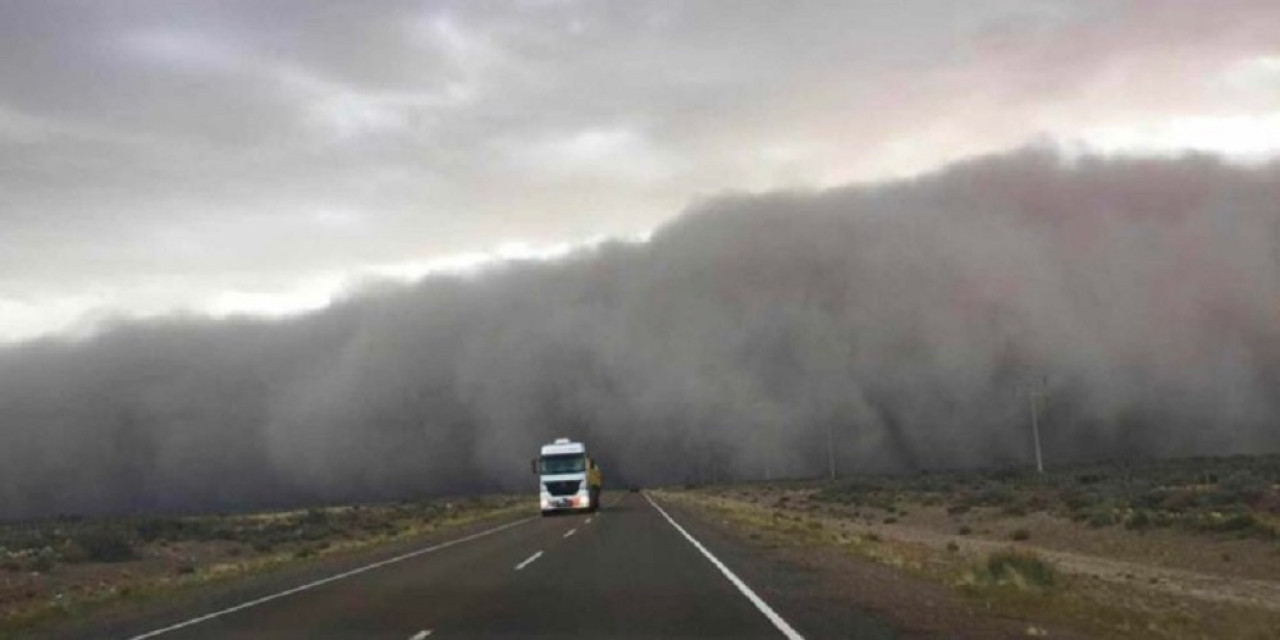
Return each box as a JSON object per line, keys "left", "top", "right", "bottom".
{"left": 826, "top": 421, "right": 836, "bottom": 481}
{"left": 1021, "top": 375, "right": 1048, "bottom": 475}
{"left": 1029, "top": 387, "right": 1044, "bottom": 475}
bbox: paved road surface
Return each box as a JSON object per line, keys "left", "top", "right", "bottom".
{"left": 84, "top": 492, "right": 894, "bottom": 639}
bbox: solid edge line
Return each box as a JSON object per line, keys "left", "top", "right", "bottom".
{"left": 128, "top": 516, "right": 534, "bottom": 639}
{"left": 644, "top": 493, "right": 805, "bottom": 640}
{"left": 514, "top": 550, "right": 544, "bottom": 571}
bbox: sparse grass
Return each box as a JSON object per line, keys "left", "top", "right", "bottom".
{"left": 808, "top": 454, "right": 1280, "bottom": 541}
{"left": 0, "top": 494, "right": 526, "bottom": 635}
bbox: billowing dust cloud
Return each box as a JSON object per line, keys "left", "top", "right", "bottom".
{"left": 2, "top": 149, "right": 1278, "bottom": 518}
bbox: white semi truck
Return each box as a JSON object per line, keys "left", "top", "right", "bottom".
{"left": 532, "top": 438, "right": 602, "bottom": 515}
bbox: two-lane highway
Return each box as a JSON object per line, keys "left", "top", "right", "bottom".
{"left": 91, "top": 492, "right": 874, "bottom": 639}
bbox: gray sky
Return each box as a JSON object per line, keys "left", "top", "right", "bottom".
{"left": 3, "top": 0, "right": 1279, "bottom": 342}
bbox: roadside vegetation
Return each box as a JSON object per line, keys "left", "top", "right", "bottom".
{"left": 0, "top": 495, "right": 525, "bottom": 635}
{"left": 809, "top": 454, "right": 1280, "bottom": 541}
{"left": 659, "top": 454, "right": 1280, "bottom": 639}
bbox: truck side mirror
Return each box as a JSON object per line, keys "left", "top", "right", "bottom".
{"left": 531, "top": 458, "right": 538, "bottom": 475}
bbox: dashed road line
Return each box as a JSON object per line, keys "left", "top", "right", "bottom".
{"left": 563, "top": 528, "right": 577, "bottom": 538}
{"left": 409, "top": 630, "right": 433, "bottom": 640}
{"left": 514, "top": 550, "right": 544, "bottom": 571}
{"left": 644, "top": 493, "right": 805, "bottom": 640}
{"left": 125, "top": 517, "right": 533, "bottom": 639}
{"left": 585, "top": 517, "right": 594, "bottom": 524}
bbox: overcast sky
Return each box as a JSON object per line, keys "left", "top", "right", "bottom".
{"left": 2, "top": 0, "right": 1279, "bottom": 342}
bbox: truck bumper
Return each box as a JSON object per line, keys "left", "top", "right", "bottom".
{"left": 541, "top": 494, "right": 592, "bottom": 513}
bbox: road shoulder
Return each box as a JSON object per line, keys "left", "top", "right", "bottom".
{"left": 653, "top": 490, "right": 1090, "bottom": 640}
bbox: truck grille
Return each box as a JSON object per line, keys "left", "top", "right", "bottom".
{"left": 545, "top": 480, "right": 581, "bottom": 496}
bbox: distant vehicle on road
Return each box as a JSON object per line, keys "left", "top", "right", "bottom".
{"left": 533, "top": 438, "right": 602, "bottom": 515}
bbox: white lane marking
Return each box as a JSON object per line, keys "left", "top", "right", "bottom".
{"left": 563, "top": 528, "right": 577, "bottom": 538}
{"left": 409, "top": 631, "right": 433, "bottom": 640}
{"left": 127, "top": 517, "right": 534, "bottom": 639}
{"left": 644, "top": 493, "right": 805, "bottom": 640}
{"left": 514, "top": 550, "right": 544, "bottom": 571}
{"left": 585, "top": 517, "right": 593, "bottom": 524}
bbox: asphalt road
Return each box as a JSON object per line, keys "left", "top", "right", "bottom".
{"left": 86, "top": 492, "right": 895, "bottom": 640}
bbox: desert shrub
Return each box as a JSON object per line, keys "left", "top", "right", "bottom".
{"left": 1191, "top": 511, "right": 1274, "bottom": 538}
{"left": 946, "top": 541, "right": 960, "bottom": 552}
{"left": 1086, "top": 507, "right": 1116, "bottom": 528}
{"left": 1060, "top": 490, "right": 1095, "bottom": 512}
{"left": 133, "top": 516, "right": 228, "bottom": 543}
{"left": 1130, "top": 489, "right": 1166, "bottom": 511}
{"left": 1155, "top": 489, "right": 1200, "bottom": 514}
{"left": 70, "top": 529, "right": 136, "bottom": 563}
{"left": 1010, "top": 528, "right": 1031, "bottom": 541}
{"left": 975, "top": 551, "right": 1057, "bottom": 590}
{"left": 31, "top": 552, "right": 55, "bottom": 573}
{"left": 946, "top": 504, "right": 971, "bottom": 516}
{"left": 134, "top": 517, "right": 191, "bottom": 542}
{"left": 1213, "top": 471, "right": 1268, "bottom": 506}
{"left": 1124, "top": 510, "right": 1156, "bottom": 531}
{"left": 974, "top": 484, "right": 1014, "bottom": 507}
{"left": 958, "top": 525, "right": 973, "bottom": 535}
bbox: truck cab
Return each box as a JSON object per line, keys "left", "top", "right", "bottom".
{"left": 533, "top": 438, "right": 602, "bottom": 515}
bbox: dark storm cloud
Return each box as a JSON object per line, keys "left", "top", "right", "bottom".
{"left": 6, "top": 0, "right": 1280, "bottom": 342}
{"left": 2, "top": 149, "right": 1279, "bottom": 518}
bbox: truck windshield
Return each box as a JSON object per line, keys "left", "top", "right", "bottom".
{"left": 539, "top": 454, "right": 586, "bottom": 474}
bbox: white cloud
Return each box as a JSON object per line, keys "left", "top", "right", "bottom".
{"left": 1075, "top": 114, "right": 1280, "bottom": 160}
{"left": 505, "top": 126, "right": 680, "bottom": 183}
{"left": 204, "top": 275, "right": 342, "bottom": 319}
{"left": 1221, "top": 55, "right": 1280, "bottom": 99}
